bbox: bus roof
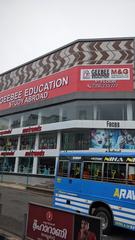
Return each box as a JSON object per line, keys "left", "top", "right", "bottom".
{"left": 60, "top": 151, "right": 135, "bottom": 157}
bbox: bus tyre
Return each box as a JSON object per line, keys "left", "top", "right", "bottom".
{"left": 93, "top": 207, "right": 112, "bottom": 235}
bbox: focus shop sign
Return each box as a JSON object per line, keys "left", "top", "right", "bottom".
{"left": 0, "top": 64, "right": 133, "bottom": 111}
{"left": 26, "top": 203, "right": 101, "bottom": 240}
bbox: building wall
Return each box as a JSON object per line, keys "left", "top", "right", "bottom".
{"left": 0, "top": 38, "right": 134, "bottom": 91}
{"left": 0, "top": 38, "right": 135, "bottom": 185}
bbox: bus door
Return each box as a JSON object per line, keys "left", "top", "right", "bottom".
{"left": 67, "top": 161, "right": 83, "bottom": 194}
{"left": 56, "top": 160, "right": 83, "bottom": 194}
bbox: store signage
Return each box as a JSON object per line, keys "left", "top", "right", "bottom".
{"left": 80, "top": 64, "right": 133, "bottom": 91}
{"left": 26, "top": 203, "right": 101, "bottom": 240}
{"left": 0, "top": 64, "right": 133, "bottom": 111}
{"left": 0, "top": 151, "right": 15, "bottom": 156}
{"left": 0, "top": 129, "right": 12, "bottom": 135}
{"left": 81, "top": 67, "right": 130, "bottom": 81}
{"left": 106, "top": 120, "right": 120, "bottom": 128}
{"left": 25, "top": 151, "right": 45, "bottom": 157}
{"left": 22, "top": 126, "right": 42, "bottom": 134}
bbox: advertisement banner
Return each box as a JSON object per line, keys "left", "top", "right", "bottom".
{"left": 26, "top": 203, "right": 101, "bottom": 240}
{"left": 26, "top": 203, "right": 74, "bottom": 240}
{"left": 79, "top": 64, "right": 133, "bottom": 92}
{"left": 90, "top": 129, "right": 135, "bottom": 150}
{"left": 0, "top": 64, "right": 133, "bottom": 111}
{"left": 73, "top": 214, "right": 101, "bottom": 240}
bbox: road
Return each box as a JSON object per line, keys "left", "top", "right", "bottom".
{"left": 0, "top": 185, "right": 134, "bottom": 240}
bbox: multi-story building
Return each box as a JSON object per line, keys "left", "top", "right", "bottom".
{"left": 0, "top": 37, "right": 135, "bottom": 185}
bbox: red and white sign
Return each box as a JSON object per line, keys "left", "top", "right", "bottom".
{"left": 0, "top": 64, "right": 133, "bottom": 111}
{"left": 0, "top": 151, "right": 15, "bottom": 156}
{"left": 25, "top": 151, "right": 45, "bottom": 157}
{"left": 26, "top": 203, "right": 101, "bottom": 240}
{"left": 26, "top": 203, "right": 74, "bottom": 240}
{"left": 79, "top": 64, "right": 133, "bottom": 91}
{"left": 0, "top": 129, "right": 12, "bottom": 135}
{"left": 22, "top": 126, "right": 42, "bottom": 134}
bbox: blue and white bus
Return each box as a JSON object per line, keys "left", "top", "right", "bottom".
{"left": 53, "top": 151, "right": 135, "bottom": 234}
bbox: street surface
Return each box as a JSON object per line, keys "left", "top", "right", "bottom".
{"left": 0, "top": 185, "right": 134, "bottom": 240}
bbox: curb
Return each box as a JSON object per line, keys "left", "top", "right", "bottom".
{"left": 26, "top": 186, "right": 54, "bottom": 194}
{"left": 0, "top": 229, "right": 21, "bottom": 240}
{"left": 0, "top": 183, "right": 26, "bottom": 190}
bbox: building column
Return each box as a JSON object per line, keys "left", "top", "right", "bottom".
{"left": 14, "top": 157, "right": 19, "bottom": 173}
{"left": 127, "top": 101, "right": 133, "bottom": 120}
{"left": 32, "top": 157, "right": 38, "bottom": 174}
{"left": 54, "top": 131, "right": 61, "bottom": 176}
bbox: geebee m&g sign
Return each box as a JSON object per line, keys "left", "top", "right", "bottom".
{"left": 80, "top": 64, "right": 133, "bottom": 92}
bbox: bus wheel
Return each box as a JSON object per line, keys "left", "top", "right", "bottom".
{"left": 93, "top": 207, "right": 112, "bottom": 235}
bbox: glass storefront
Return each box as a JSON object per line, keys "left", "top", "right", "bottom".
{"left": 37, "top": 157, "right": 55, "bottom": 175}
{"left": 0, "top": 99, "right": 135, "bottom": 176}
{"left": 0, "top": 100, "right": 130, "bottom": 130}
{"left": 18, "top": 157, "right": 33, "bottom": 173}
{"left": 20, "top": 134, "right": 36, "bottom": 150}
{"left": 0, "top": 157, "right": 15, "bottom": 172}
{"left": 39, "top": 132, "right": 57, "bottom": 149}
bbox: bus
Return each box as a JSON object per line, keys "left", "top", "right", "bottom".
{"left": 53, "top": 151, "right": 135, "bottom": 234}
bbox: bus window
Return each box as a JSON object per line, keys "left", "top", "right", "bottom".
{"left": 128, "top": 165, "right": 135, "bottom": 184}
{"left": 91, "top": 163, "right": 102, "bottom": 180}
{"left": 104, "top": 163, "right": 126, "bottom": 183}
{"left": 70, "top": 162, "right": 81, "bottom": 178}
{"left": 83, "top": 162, "right": 91, "bottom": 179}
{"left": 58, "top": 161, "right": 69, "bottom": 177}
{"left": 83, "top": 162, "right": 102, "bottom": 181}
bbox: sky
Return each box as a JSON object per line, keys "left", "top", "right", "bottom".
{"left": 0, "top": 0, "right": 135, "bottom": 74}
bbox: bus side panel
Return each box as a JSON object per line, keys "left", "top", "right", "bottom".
{"left": 53, "top": 177, "right": 135, "bottom": 231}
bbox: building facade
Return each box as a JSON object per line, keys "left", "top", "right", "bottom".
{"left": 0, "top": 38, "right": 135, "bottom": 185}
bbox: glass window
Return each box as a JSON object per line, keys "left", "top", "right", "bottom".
{"left": 132, "top": 102, "right": 135, "bottom": 120}
{"left": 10, "top": 113, "right": 21, "bottom": 128}
{"left": 83, "top": 162, "right": 102, "bottom": 181}
{"left": 1, "top": 136, "right": 18, "bottom": 151}
{"left": 104, "top": 163, "right": 126, "bottom": 183}
{"left": 0, "top": 137, "right": 6, "bottom": 151}
{"left": 61, "top": 131, "right": 89, "bottom": 150}
{"left": 18, "top": 157, "right": 33, "bottom": 173}
{"left": 83, "top": 162, "right": 91, "bottom": 179}
{"left": 128, "top": 165, "right": 135, "bottom": 184}
{"left": 96, "top": 101, "right": 127, "bottom": 120}
{"left": 2, "top": 157, "right": 15, "bottom": 172}
{"left": 20, "top": 134, "right": 36, "bottom": 150}
{"left": 41, "top": 106, "right": 59, "bottom": 124}
{"left": 58, "top": 160, "right": 69, "bottom": 177}
{"left": 91, "top": 162, "right": 102, "bottom": 180}
{"left": 37, "top": 157, "right": 55, "bottom": 175}
{"left": 39, "top": 132, "right": 57, "bottom": 149}
{"left": 23, "top": 110, "right": 38, "bottom": 127}
{"left": 62, "top": 102, "right": 77, "bottom": 121}
{"left": 0, "top": 158, "right": 3, "bottom": 171}
{"left": 76, "top": 101, "right": 94, "bottom": 120}
{"left": 0, "top": 117, "right": 9, "bottom": 130}
{"left": 70, "top": 162, "right": 81, "bottom": 178}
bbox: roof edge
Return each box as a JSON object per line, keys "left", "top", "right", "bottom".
{"left": 0, "top": 36, "right": 134, "bottom": 76}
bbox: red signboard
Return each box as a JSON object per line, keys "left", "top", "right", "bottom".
{"left": 0, "top": 151, "right": 14, "bottom": 156}
{"left": 26, "top": 203, "right": 74, "bottom": 240}
{"left": 0, "top": 64, "right": 133, "bottom": 111}
{"left": 26, "top": 203, "right": 101, "bottom": 240}
{"left": 22, "top": 126, "right": 42, "bottom": 134}
{"left": 0, "top": 129, "right": 12, "bottom": 135}
{"left": 25, "top": 151, "right": 45, "bottom": 157}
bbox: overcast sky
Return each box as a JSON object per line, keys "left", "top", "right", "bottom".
{"left": 0, "top": 0, "right": 135, "bottom": 74}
